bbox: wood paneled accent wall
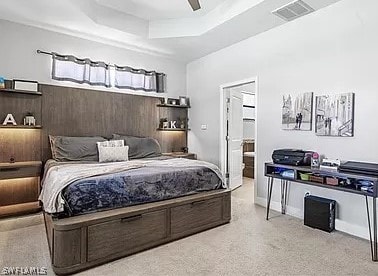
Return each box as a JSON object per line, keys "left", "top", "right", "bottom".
{"left": 0, "top": 84, "right": 186, "bottom": 163}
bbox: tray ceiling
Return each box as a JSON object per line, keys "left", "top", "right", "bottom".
{"left": 0, "top": 0, "right": 342, "bottom": 62}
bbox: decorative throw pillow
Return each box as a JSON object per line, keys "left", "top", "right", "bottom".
{"left": 49, "top": 135, "right": 107, "bottom": 162}
{"left": 98, "top": 145, "right": 129, "bottom": 163}
{"left": 112, "top": 134, "right": 162, "bottom": 159}
{"left": 97, "top": 140, "right": 124, "bottom": 148}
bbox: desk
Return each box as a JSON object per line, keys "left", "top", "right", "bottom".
{"left": 264, "top": 162, "right": 378, "bottom": 261}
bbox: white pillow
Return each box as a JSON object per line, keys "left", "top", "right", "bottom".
{"left": 97, "top": 140, "right": 124, "bottom": 147}
{"left": 98, "top": 145, "right": 129, "bottom": 163}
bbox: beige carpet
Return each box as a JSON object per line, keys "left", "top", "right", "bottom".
{"left": 0, "top": 178, "right": 377, "bottom": 276}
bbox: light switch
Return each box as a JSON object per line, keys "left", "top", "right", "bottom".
{"left": 201, "top": 124, "right": 208, "bottom": 130}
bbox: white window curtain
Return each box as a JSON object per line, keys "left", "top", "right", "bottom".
{"left": 114, "top": 66, "right": 166, "bottom": 93}
{"left": 51, "top": 52, "right": 166, "bottom": 93}
{"left": 52, "top": 53, "right": 111, "bottom": 87}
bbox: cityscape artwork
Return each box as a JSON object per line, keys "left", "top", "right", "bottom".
{"left": 282, "top": 92, "right": 313, "bottom": 131}
{"left": 315, "top": 93, "right": 354, "bottom": 137}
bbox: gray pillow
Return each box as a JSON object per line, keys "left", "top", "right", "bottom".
{"left": 112, "top": 134, "right": 162, "bottom": 159}
{"left": 49, "top": 135, "right": 107, "bottom": 162}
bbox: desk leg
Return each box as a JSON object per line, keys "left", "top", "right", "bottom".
{"left": 281, "top": 180, "right": 289, "bottom": 214}
{"left": 374, "top": 197, "right": 377, "bottom": 261}
{"left": 266, "top": 177, "right": 273, "bottom": 220}
{"left": 365, "top": 196, "right": 377, "bottom": 261}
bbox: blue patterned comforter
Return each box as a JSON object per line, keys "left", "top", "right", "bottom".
{"left": 60, "top": 162, "right": 224, "bottom": 217}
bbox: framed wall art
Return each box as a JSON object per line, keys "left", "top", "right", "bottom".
{"left": 315, "top": 93, "right": 354, "bottom": 137}
{"left": 282, "top": 92, "right": 313, "bottom": 131}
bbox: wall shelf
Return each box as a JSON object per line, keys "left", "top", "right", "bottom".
{"left": 0, "top": 125, "right": 42, "bottom": 129}
{"left": 157, "top": 104, "right": 190, "bottom": 109}
{"left": 157, "top": 128, "right": 190, "bottom": 131}
{"left": 0, "top": 89, "right": 42, "bottom": 96}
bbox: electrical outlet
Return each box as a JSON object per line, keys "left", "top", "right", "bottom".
{"left": 201, "top": 124, "right": 207, "bottom": 130}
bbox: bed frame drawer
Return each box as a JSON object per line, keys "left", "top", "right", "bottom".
{"left": 46, "top": 190, "right": 231, "bottom": 275}
{"left": 171, "top": 197, "right": 223, "bottom": 238}
{"left": 87, "top": 209, "right": 168, "bottom": 262}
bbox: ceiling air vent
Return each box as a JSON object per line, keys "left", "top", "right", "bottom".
{"left": 272, "top": 0, "right": 314, "bottom": 21}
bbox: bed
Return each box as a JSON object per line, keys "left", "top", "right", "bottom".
{"left": 41, "top": 136, "right": 231, "bottom": 275}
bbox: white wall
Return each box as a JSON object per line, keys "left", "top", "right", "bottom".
{"left": 0, "top": 20, "right": 186, "bottom": 98}
{"left": 187, "top": 0, "right": 378, "bottom": 239}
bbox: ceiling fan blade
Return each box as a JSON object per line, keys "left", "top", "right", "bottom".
{"left": 188, "top": 0, "right": 201, "bottom": 11}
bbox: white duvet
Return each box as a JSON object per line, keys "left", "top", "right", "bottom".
{"left": 39, "top": 158, "right": 225, "bottom": 214}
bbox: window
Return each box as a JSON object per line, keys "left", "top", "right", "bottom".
{"left": 51, "top": 52, "right": 166, "bottom": 93}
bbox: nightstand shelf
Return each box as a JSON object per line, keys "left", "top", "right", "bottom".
{"left": 162, "top": 152, "right": 197, "bottom": 160}
{"left": 157, "top": 103, "right": 190, "bottom": 108}
{"left": 0, "top": 88, "right": 42, "bottom": 96}
{"left": 157, "top": 128, "right": 190, "bottom": 131}
{"left": 0, "top": 125, "right": 42, "bottom": 129}
{"left": 0, "top": 161, "right": 42, "bottom": 217}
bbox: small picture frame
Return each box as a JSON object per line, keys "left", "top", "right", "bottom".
{"left": 13, "top": 79, "right": 39, "bottom": 92}
{"left": 179, "top": 96, "right": 190, "bottom": 107}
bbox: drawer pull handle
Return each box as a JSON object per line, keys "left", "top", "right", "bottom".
{"left": 0, "top": 167, "right": 20, "bottom": 172}
{"left": 191, "top": 200, "right": 207, "bottom": 207}
{"left": 121, "top": 214, "right": 142, "bottom": 223}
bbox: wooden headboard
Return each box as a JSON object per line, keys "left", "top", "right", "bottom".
{"left": 0, "top": 84, "right": 187, "bottom": 163}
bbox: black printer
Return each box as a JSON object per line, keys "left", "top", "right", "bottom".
{"left": 272, "top": 149, "right": 313, "bottom": 166}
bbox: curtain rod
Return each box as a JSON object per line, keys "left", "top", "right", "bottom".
{"left": 37, "top": 50, "right": 53, "bottom": 56}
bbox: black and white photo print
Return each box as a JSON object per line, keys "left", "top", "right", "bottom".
{"left": 282, "top": 92, "right": 313, "bottom": 131}
{"left": 315, "top": 93, "right": 354, "bottom": 137}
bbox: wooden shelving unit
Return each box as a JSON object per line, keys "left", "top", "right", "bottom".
{"left": 157, "top": 128, "right": 190, "bottom": 131}
{"left": 0, "top": 125, "right": 42, "bottom": 129}
{"left": 0, "top": 88, "right": 42, "bottom": 96}
{"left": 157, "top": 99, "right": 190, "bottom": 132}
{"left": 157, "top": 103, "right": 190, "bottom": 109}
{"left": 157, "top": 98, "right": 190, "bottom": 154}
{"left": 0, "top": 80, "right": 43, "bottom": 131}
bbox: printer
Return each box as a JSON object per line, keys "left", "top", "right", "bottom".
{"left": 272, "top": 149, "right": 313, "bottom": 166}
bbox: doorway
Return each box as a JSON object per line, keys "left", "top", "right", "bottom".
{"left": 220, "top": 78, "right": 257, "bottom": 195}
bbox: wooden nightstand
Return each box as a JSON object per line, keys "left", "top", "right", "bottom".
{"left": 0, "top": 161, "right": 42, "bottom": 218}
{"left": 162, "top": 152, "right": 197, "bottom": 160}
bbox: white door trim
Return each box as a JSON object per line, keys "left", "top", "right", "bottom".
{"left": 219, "top": 77, "right": 258, "bottom": 195}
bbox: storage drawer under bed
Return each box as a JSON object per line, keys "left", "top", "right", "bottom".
{"left": 87, "top": 209, "right": 168, "bottom": 261}
{"left": 171, "top": 197, "right": 223, "bottom": 238}
{"left": 47, "top": 190, "right": 231, "bottom": 275}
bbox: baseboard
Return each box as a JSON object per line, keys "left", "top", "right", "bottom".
{"left": 255, "top": 196, "right": 369, "bottom": 240}
{"left": 255, "top": 196, "right": 303, "bottom": 218}
{"left": 334, "top": 219, "right": 369, "bottom": 240}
